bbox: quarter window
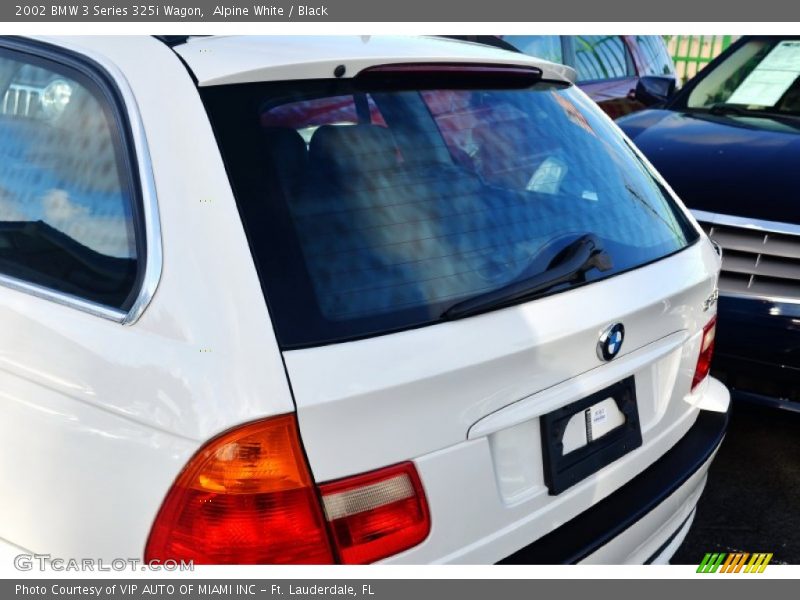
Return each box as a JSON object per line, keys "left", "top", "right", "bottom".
{"left": 0, "top": 49, "right": 139, "bottom": 310}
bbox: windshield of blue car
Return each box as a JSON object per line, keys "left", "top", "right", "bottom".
{"left": 685, "top": 38, "right": 800, "bottom": 116}
{"left": 202, "top": 78, "right": 699, "bottom": 348}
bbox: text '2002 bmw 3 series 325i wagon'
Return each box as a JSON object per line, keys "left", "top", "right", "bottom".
{"left": 0, "top": 35, "right": 729, "bottom": 565}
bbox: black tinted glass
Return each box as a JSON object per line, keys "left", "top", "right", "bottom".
{"left": 203, "top": 78, "right": 697, "bottom": 348}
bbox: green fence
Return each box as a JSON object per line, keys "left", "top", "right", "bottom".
{"left": 666, "top": 35, "right": 739, "bottom": 84}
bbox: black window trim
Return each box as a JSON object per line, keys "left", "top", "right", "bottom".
{"left": 0, "top": 36, "right": 162, "bottom": 325}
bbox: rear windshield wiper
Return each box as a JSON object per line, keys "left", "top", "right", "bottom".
{"left": 441, "top": 234, "right": 613, "bottom": 320}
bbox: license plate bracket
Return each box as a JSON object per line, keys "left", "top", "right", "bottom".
{"left": 540, "top": 376, "right": 641, "bottom": 495}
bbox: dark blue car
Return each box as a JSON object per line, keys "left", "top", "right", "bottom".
{"left": 618, "top": 35, "right": 800, "bottom": 409}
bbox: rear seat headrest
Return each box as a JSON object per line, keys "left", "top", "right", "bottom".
{"left": 260, "top": 127, "right": 308, "bottom": 190}
{"left": 309, "top": 124, "right": 400, "bottom": 177}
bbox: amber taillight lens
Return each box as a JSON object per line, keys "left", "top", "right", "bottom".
{"left": 144, "top": 415, "right": 334, "bottom": 564}
{"left": 145, "top": 415, "right": 430, "bottom": 564}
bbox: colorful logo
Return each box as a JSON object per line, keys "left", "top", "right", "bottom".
{"left": 697, "top": 552, "right": 773, "bottom": 573}
{"left": 597, "top": 323, "right": 625, "bottom": 361}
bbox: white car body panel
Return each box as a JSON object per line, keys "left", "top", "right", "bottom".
{"left": 0, "top": 35, "right": 728, "bottom": 564}
{"left": 285, "top": 241, "right": 719, "bottom": 482}
{"left": 0, "top": 35, "right": 294, "bottom": 558}
{"left": 391, "top": 433, "right": 716, "bottom": 564}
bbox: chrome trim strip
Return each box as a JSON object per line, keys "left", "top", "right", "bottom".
{"left": 693, "top": 210, "right": 800, "bottom": 305}
{"left": 0, "top": 38, "right": 163, "bottom": 325}
{"left": 74, "top": 45, "right": 163, "bottom": 326}
{"left": 692, "top": 209, "right": 800, "bottom": 238}
{"left": 117, "top": 82, "right": 162, "bottom": 326}
{"left": 0, "top": 274, "right": 127, "bottom": 322}
{"left": 718, "top": 290, "right": 800, "bottom": 306}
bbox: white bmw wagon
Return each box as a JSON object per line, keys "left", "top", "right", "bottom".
{"left": 0, "top": 35, "right": 729, "bottom": 564}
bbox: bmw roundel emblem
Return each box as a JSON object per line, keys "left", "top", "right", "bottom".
{"left": 597, "top": 323, "right": 625, "bottom": 361}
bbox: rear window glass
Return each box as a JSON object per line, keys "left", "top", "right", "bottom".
{"left": 203, "top": 77, "right": 698, "bottom": 348}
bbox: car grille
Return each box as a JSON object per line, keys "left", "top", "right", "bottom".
{"left": 1, "top": 84, "right": 41, "bottom": 117}
{"left": 696, "top": 214, "right": 800, "bottom": 301}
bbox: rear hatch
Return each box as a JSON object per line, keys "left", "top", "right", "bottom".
{"left": 283, "top": 243, "right": 718, "bottom": 482}
{"left": 190, "top": 36, "right": 719, "bottom": 558}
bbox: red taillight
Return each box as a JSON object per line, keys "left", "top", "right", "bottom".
{"left": 145, "top": 416, "right": 430, "bottom": 564}
{"left": 144, "top": 415, "right": 334, "bottom": 564}
{"left": 319, "top": 462, "right": 430, "bottom": 564}
{"left": 692, "top": 315, "right": 717, "bottom": 391}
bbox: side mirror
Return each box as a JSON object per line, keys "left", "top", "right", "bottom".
{"left": 634, "top": 76, "right": 676, "bottom": 106}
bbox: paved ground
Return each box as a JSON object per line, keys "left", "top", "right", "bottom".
{"left": 671, "top": 400, "right": 800, "bottom": 565}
